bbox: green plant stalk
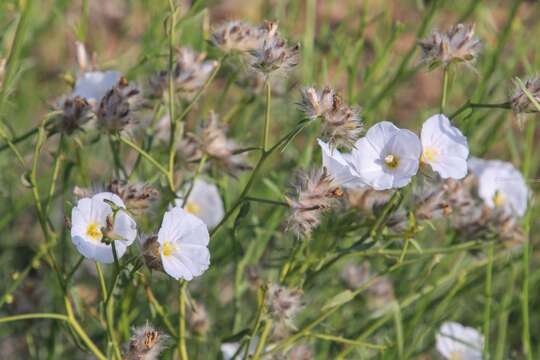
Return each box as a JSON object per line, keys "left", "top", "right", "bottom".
{"left": 178, "top": 280, "right": 189, "bottom": 360}
{"left": 242, "top": 285, "right": 267, "bottom": 358}
{"left": 166, "top": 0, "right": 178, "bottom": 192}
{"left": 440, "top": 67, "right": 449, "bottom": 113}
{"left": 337, "top": 248, "right": 520, "bottom": 358}
{"left": 210, "top": 121, "right": 310, "bottom": 237}
{"left": 119, "top": 136, "right": 170, "bottom": 178}
{"left": 252, "top": 319, "right": 272, "bottom": 360}
{"left": 182, "top": 154, "right": 208, "bottom": 207}
{"left": 262, "top": 80, "right": 272, "bottom": 151}
{"left": 483, "top": 242, "right": 494, "bottom": 357}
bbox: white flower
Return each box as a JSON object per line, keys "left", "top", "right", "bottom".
{"left": 71, "top": 192, "right": 137, "bottom": 263}
{"left": 350, "top": 121, "right": 422, "bottom": 190}
{"left": 420, "top": 114, "right": 469, "bottom": 179}
{"left": 469, "top": 157, "right": 528, "bottom": 217}
{"left": 157, "top": 206, "right": 210, "bottom": 281}
{"left": 220, "top": 338, "right": 258, "bottom": 360}
{"left": 175, "top": 179, "right": 225, "bottom": 229}
{"left": 317, "top": 139, "right": 365, "bottom": 188}
{"left": 436, "top": 322, "right": 483, "bottom": 360}
{"left": 73, "top": 70, "right": 122, "bottom": 104}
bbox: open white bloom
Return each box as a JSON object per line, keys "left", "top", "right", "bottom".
{"left": 317, "top": 139, "right": 365, "bottom": 188}
{"left": 469, "top": 157, "right": 528, "bottom": 217}
{"left": 175, "top": 179, "right": 225, "bottom": 229}
{"left": 421, "top": 114, "right": 469, "bottom": 179}
{"left": 71, "top": 192, "right": 137, "bottom": 263}
{"left": 436, "top": 322, "right": 483, "bottom": 360}
{"left": 73, "top": 70, "right": 122, "bottom": 104}
{"left": 350, "top": 121, "right": 421, "bottom": 190}
{"left": 157, "top": 206, "right": 210, "bottom": 281}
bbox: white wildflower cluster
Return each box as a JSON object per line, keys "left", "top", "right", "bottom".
{"left": 72, "top": 193, "right": 210, "bottom": 280}
{"left": 296, "top": 112, "right": 529, "bottom": 242}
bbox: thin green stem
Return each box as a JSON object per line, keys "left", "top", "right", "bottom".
{"left": 440, "top": 67, "right": 449, "bottom": 113}
{"left": 178, "top": 280, "right": 189, "bottom": 360}
{"left": 252, "top": 319, "right": 272, "bottom": 360}
{"left": 0, "top": 313, "right": 69, "bottom": 324}
{"left": 483, "top": 242, "right": 494, "bottom": 357}
{"left": 262, "top": 79, "right": 271, "bottom": 151}
{"left": 118, "top": 136, "right": 170, "bottom": 179}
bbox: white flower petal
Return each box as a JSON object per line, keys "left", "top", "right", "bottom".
{"left": 157, "top": 206, "right": 211, "bottom": 280}
{"left": 178, "top": 179, "right": 224, "bottom": 229}
{"left": 317, "top": 139, "right": 366, "bottom": 188}
{"left": 421, "top": 114, "right": 469, "bottom": 179}
{"left": 73, "top": 71, "right": 122, "bottom": 103}
{"left": 70, "top": 192, "right": 136, "bottom": 264}
{"left": 436, "top": 321, "right": 483, "bottom": 360}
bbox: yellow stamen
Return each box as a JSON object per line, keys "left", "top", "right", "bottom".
{"left": 421, "top": 146, "right": 439, "bottom": 163}
{"left": 86, "top": 223, "right": 102, "bottom": 241}
{"left": 384, "top": 154, "right": 399, "bottom": 169}
{"left": 162, "top": 241, "right": 175, "bottom": 257}
{"left": 449, "top": 352, "right": 463, "bottom": 360}
{"left": 185, "top": 201, "right": 201, "bottom": 215}
{"left": 493, "top": 191, "right": 505, "bottom": 208}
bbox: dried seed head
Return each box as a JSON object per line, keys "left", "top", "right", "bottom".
{"left": 511, "top": 76, "right": 540, "bottom": 114}
{"left": 97, "top": 77, "right": 142, "bottom": 132}
{"left": 185, "top": 112, "right": 250, "bottom": 176}
{"left": 346, "top": 188, "right": 393, "bottom": 214}
{"left": 266, "top": 284, "right": 303, "bottom": 324}
{"left": 126, "top": 323, "right": 168, "bottom": 360}
{"left": 341, "top": 262, "right": 370, "bottom": 290}
{"left": 287, "top": 168, "right": 342, "bottom": 238}
{"left": 107, "top": 179, "right": 159, "bottom": 215}
{"left": 248, "top": 34, "right": 300, "bottom": 76}
{"left": 149, "top": 48, "right": 218, "bottom": 98}
{"left": 187, "top": 301, "right": 210, "bottom": 335}
{"left": 368, "top": 276, "right": 395, "bottom": 308}
{"left": 211, "top": 20, "right": 278, "bottom": 53}
{"left": 51, "top": 96, "right": 94, "bottom": 134}
{"left": 140, "top": 235, "right": 164, "bottom": 272}
{"left": 300, "top": 86, "right": 335, "bottom": 119}
{"left": 300, "top": 87, "right": 363, "bottom": 150}
{"left": 287, "top": 344, "right": 314, "bottom": 360}
{"left": 419, "top": 23, "right": 481, "bottom": 70}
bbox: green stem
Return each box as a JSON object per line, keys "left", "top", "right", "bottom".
{"left": 252, "top": 319, "right": 272, "bottom": 360}
{"left": 440, "top": 67, "right": 449, "bottom": 113}
{"left": 483, "top": 242, "right": 494, "bottom": 357}
{"left": 0, "top": 313, "right": 69, "bottom": 324}
{"left": 118, "top": 136, "right": 170, "bottom": 179}
{"left": 178, "top": 280, "right": 189, "bottom": 360}
{"left": 262, "top": 79, "right": 272, "bottom": 151}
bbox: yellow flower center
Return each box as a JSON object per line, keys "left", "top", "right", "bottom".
{"left": 384, "top": 154, "right": 400, "bottom": 169}
{"left": 162, "top": 241, "right": 175, "bottom": 257}
{"left": 185, "top": 201, "right": 201, "bottom": 215}
{"left": 493, "top": 191, "right": 506, "bottom": 208}
{"left": 86, "top": 223, "right": 102, "bottom": 241}
{"left": 421, "top": 146, "right": 439, "bottom": 163}
{"left": 449, "top": 352, "right": 463, "bottom": 360}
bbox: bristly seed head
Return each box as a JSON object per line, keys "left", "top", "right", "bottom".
{"left": 418, "top": 23, "right": 482, "bottom": 70}
{"left": 211, "top": 20, "right": 278, "bottom": 53}
{"left": 125, "top": 323, "right": 168, "bottom": 360}
{"left": 266, "top": 284, "right": 303, "bottom": 326}
{"left": 286, "top": 167, "right": 342, "bottom": 238}
{"left": 51, "top": 96, "right": 94, "bottom": 135}
{"left": 510, "top": 75, "right": 540, "bottom": 116}
{"left": 187, "top": 301, "right": 210, "bottom": 335}
{"left": 300, "top": 87, "right": 363, "bottom": 150}
{"left": 97, "top": 77, "right": 142, "bottom": 133}
{"left": 107, "top": 179, "right": 159, "bottom": 215}
{"left": 248, "top": 27, "right": 300, "bottom": 76}
{"left": 149, "top": 48, "right": 218, "bottom": 99}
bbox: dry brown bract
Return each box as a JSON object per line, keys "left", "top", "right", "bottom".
{"left": 419, "top": 23, "right": 482, "bottom": 70}
{"left": 125, "top": 323, "right": 168, "bottom": 360}
{"left": 511, "top": 76, "right": 540, "bottom": 114}
{"left": 287, "top": 168, "right": 342, "bottom": 238}
{"left": 51, "top": 96, "right": 93, "bottom": 134}
{"left": 211, "top": 20, "right": 278, "bottom": 53}
{"left": 97, "top": 77, "right": 142, "bottom": 133}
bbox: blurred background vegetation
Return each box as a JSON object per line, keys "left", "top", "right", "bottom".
{"left": 0, "top": 0, "right": 539, "bottom": 358}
